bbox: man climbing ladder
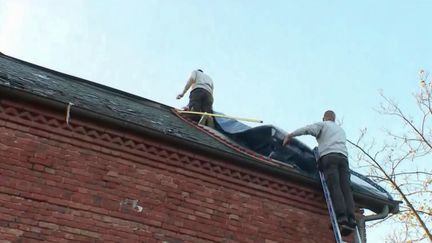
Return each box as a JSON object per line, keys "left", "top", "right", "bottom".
{"left": 283, "top": 110, "right": 357, "bottom": 236}
{"left": 313, "top": 147, "right": 362, "bottom": 243}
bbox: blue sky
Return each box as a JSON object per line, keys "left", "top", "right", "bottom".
{"left": 1, "top": 0, "right": 431, "bottom": 241}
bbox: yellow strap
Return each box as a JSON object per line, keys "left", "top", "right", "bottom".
{"left": 176, "top": 110, "right": 263, "bottom": 123}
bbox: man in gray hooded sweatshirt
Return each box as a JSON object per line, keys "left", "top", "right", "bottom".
{"left": 283, "top": 110, "right": 356, "bottom": 235}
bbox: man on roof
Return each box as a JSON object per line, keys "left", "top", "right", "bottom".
{"left": 282, "top": 110, "right": 356, "bottom": 235}
{"left": 177, "top": 69, "right": 214, "bottom": 123}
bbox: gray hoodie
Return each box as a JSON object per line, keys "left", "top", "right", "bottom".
{"left": 290, "top": 121, "right": 348, "bottom": 158}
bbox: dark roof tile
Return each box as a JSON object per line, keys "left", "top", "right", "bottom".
{"left": 0, "top": 53, "right": 239, "bottom": 156}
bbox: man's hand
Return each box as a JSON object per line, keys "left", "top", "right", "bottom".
{"left": 283, "top": 133, "right": 293, "bottom": 146}
{"left": 176, "top": 93, "right": 184, "bottom": 99}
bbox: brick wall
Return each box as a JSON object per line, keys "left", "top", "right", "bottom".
{"left": 0, "top": 99, "right": 354, "bottom": 243}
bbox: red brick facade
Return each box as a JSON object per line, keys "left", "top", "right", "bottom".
{"left": 0, "top": 99, "right": 354, "bottom": 242}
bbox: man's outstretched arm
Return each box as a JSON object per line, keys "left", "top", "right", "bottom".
{"left": 177, "top": 73, "right": 196, "bottom": 99}
{"left": 283, "top": 122, "right": 323, "bottom": 146}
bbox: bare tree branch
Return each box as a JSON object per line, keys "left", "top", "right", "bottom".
{"left": 379, "top": 92, "right": 432, "bottom": 150}
{"left": 347, "top": 139, "right": 432, "bottom": 241}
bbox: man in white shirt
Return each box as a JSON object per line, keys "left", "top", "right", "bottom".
{"left": 177, "top": 69, "right": 214, "bottom": 122}
{"left": 283, "top": 110, "right": 356, "bottom": 235}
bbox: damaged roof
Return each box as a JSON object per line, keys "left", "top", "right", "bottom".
{"left": 0, "top": 53, "right": 244, "bottom": 155}
{"left": 0, "top": 52, "right": 400, "bottom": 214}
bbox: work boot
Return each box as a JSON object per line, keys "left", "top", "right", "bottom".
{"left": 347, "top": 216, "right": 357, "bottom": 228}
{"left": 340, "top": 223, "right": 355, "bottom": 236}
{"left": 337, "top": 216, "right": 348, "bottom": 225}
{"left": 329, "top": 216, "right": 348, "bottom": 230}
{"left": 333, "top": 215, "right": 354, "bottom": 236}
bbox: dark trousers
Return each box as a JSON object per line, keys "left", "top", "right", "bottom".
{"left": 320, "top": 153, "right": 356, "bottom": 220}
{"left": 187, "top": 88, "right": 213, "bottom": 122}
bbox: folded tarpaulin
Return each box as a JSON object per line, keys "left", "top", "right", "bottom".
{"left": 213, "top": 116, "right": 393, "bottom": 203}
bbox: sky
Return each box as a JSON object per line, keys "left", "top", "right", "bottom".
{"left": 1, "top": 0, "right": 431, "bottom": 242}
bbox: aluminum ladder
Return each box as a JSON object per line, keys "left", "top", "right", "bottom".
{"left": 313, "top": 148, "right": 363, "bottom": 243}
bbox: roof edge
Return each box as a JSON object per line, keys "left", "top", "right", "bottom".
{"left": 0, "top": 56, "right": 401, "bottom": 213}
{"left": 0, "top": 84, "right": 317, "bottom": 184}
{"left": 0, "top": 85, "right": 400, "bottom": 214}
{"left": 0, "top": 52, "right": 173, "bottom": 111}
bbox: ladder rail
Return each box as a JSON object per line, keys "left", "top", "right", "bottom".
{"left": 354, "top": 226, "right": 362, "bottom": 243}
{"left": 318, "top": 170, "right": 345, "bottom": 243}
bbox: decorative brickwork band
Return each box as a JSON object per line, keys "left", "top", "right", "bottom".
{"left": 0, "top": 100, "right": 325, "bottom": 212}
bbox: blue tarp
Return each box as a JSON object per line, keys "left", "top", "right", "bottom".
{"left": 213, "top": 116, "right": 393, "bottom": 203}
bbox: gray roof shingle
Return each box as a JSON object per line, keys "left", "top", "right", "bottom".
{"left": 0, "top": 53, "right": 242, "bottom": 156}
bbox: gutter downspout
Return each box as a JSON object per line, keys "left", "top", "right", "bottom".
{"left": 357, "top": 205, "right": 390, "bottom": 243}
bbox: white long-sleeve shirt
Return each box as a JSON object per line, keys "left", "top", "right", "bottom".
{"left": 290, "top": 121, "right": 348, "bottom": 157}
{"left": 189, "top": 70, "right": 214, "bottom": 95}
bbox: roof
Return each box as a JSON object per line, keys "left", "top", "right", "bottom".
{"left": 0, "top": 53, "right": 243, "bottom": 155}
{"left": 0, "top": 52, "right": 400, "bottom": 214}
